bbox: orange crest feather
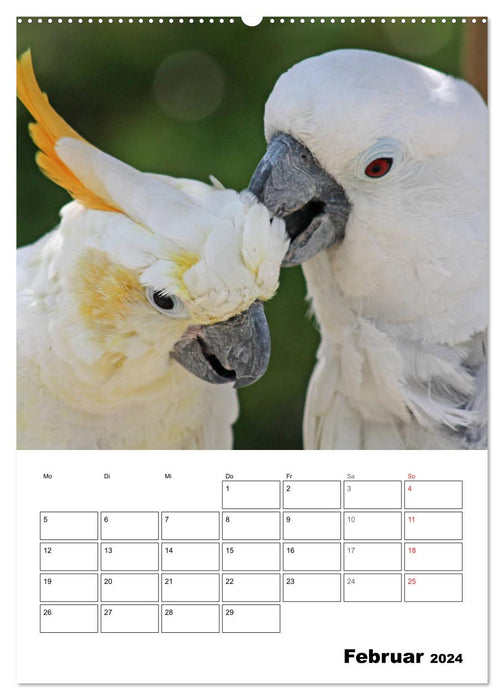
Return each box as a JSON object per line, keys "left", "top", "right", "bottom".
{"left": 17, "top": 50, "right": 120, "bottom": 213}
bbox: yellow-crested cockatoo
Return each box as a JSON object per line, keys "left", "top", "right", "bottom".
{"left": 17, "top": 51, "right": 288, "bottom": 449}
{"left": 249, "top": 49, "right": 487, "bottom": 449}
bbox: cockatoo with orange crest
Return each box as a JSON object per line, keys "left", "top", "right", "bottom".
{"left": 17, "top": 50, "right": 288, "bottom": 449}
{"left": 250, "top": 50, "right": 488, "bottom": 449}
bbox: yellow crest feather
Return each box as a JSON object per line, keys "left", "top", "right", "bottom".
{"left": 17, "top": 50, "right": 120, "bottom": 213}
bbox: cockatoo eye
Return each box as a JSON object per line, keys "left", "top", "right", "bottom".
{"left": 365, "top": 157, "right": 393, "bottom": 178}
{"left": 146, "top": 288, "right": 188, "bottom": 318}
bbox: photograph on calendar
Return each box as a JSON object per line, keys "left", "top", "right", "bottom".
{"left": 16, "top": 17, "right": 488, "bottom": 450}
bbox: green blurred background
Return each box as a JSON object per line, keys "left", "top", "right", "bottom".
{"left": 17, "top": 17, "right": 484, "bottom": 448}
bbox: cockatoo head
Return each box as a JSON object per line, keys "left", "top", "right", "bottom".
{"left": 249, "top": 49, "right": 487, "bottom": 288}
{"left": 18, "top": 51, "right": 288, "bottom": 390}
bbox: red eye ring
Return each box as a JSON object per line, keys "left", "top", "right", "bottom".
{"left": 365, "top": 157, "right": 393, "bottom": 178}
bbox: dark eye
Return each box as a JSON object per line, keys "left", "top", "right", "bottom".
{"left": 365, "top": 157, "right": 393, "bottom": 178}
{"left": 146, "top": 288, "right": 188, "bottom": 318}
{"left": 152, "top": 291, "right": 174, "bottom": 310}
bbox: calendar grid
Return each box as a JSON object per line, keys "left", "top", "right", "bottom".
{"left": 38, "top": 479, "right": 463, "bottom": 632}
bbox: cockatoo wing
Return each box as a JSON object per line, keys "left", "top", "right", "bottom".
{"left": 304, "top": 334, "right": 487, "bottom": 450}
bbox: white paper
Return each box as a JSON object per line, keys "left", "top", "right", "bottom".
{"left": 17, "top": 450, "right": 487, "bottom": 684}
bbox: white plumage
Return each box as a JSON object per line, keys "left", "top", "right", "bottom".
{"left": 17, "top": 52, "right": 288, "bottom": 449}
{"left": 260, "top": 49, "right": 488, "bottom": 449}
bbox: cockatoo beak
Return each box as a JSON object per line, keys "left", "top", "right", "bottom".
{"left": 249, "top": 132, "right": 351, "bottom": 266}
{"left": 170, "top": 301, "right": 271, "bottom": 388}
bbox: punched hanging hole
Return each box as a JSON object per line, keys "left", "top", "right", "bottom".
{"left": 241, "top": 16, "right": 263, "bottom": 26}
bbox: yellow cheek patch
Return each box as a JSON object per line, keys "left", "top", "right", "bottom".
{"left": 75, "top": 249, "right": 145, "bottom": 325}
{"left": 96, "top": 352, "right": 127, "bottom": 375}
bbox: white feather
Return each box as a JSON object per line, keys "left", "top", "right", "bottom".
{"left": 18, "top": 163, "right": 288, "bottom": 448}
{"left": 265, "top": 50, "right": 488, "bottom": 449}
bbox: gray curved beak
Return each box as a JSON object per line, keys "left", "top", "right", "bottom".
{"left": 170, "top": 301, "right": 271, "bottom": 388}
{"left": 248, "top": 132, "right": 351, "bottom": 266}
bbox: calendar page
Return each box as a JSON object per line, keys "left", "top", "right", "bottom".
{"left": 16, "top": 11, "right": 489, "bottom": 688}
{"left": 17, "top": 450, "right": 487, "bottom": 684}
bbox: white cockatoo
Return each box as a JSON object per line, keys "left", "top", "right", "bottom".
{"left": 249, "top": 49, "right": 487, "bottom": 449}
{"left": 17, "top": 50, "right": 288, "bottom": 449}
